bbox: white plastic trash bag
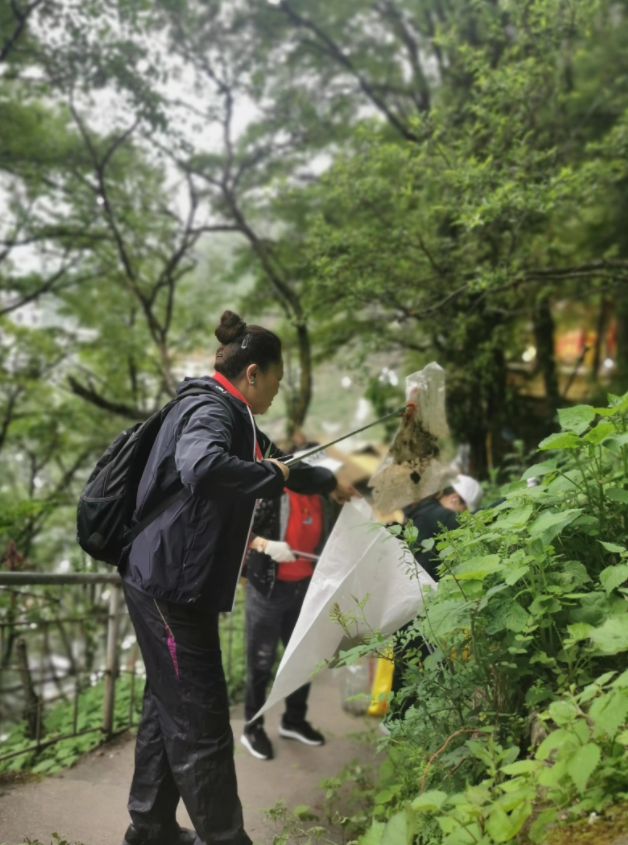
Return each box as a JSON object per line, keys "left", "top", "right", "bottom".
{"left": 370, "top": 362, "right": 452, "bottom": 514}
{"left": 254, "top": 499, "right": 436, "bottom": 721}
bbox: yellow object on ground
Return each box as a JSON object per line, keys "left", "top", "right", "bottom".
{"left": 368, "top": 650, "right": 395, "bottom": 716}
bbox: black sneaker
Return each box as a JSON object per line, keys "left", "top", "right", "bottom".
{"left": 279, "top": 719, "right": 325, "bottom": 746}
{"left": 241, "top": 722, "right": 274, "bottom": 760}
{"left": 122, "top": 823, "right": 198, "bottom": 845}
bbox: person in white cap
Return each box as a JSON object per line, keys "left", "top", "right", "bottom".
{"left": 388, "top": 474, "right": 484, "bottom": 719}
{"left": 403, "top": 474, "right": 483, "bottom": 580}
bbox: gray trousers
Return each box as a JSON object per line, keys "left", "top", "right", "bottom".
{"left": 244, "top": 578, "right": 311, "bottom": 725}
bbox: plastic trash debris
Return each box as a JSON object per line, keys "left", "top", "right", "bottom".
{"left": 369, "top": 362, "right": 452, "bottom": 513}
{"left": 337, "top": 660, "right": 375, "bottom": 715}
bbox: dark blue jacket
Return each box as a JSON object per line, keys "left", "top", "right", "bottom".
{"left": 121, "top": 376, "right": 337, "bottom": 611}
{"left": 403, "top": 498, "right": 459, "bottom": 581}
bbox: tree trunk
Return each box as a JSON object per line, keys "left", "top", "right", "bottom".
{"left": 466, "top": 426, "right": 488, "bottom": 479}
{"left": 285, "top": 322, "right": 313, "bottom": 438}
{"left": 533, "top": 298, "right": 560, "bottom": 416}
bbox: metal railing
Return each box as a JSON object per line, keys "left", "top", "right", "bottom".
{"left": 0, "top": 572, "right": 246, "bottom": 766}
{"left": 0, "top": 572, "right": 127, "bottom": 764}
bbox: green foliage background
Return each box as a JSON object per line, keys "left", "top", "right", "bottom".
{"left": 320, "top": 394, "right": 628, "bottom": 845}
{"left": 4, "top": 3, "right": 628, "bottom": 841}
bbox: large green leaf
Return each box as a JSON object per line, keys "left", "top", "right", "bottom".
{"left": 557, "top": 405, "right": 595, "bottom": 435}
{"left": 595, "top": 393, "right": 628, "bottom": 415}
{"left": 566, "top": 622, "right": 593, "bottom": 642}
{"left": 535, "top": 729, "right": 576, "bottom": 761}
{"left": 546, "top": 470, "right": 584, "bottom": 494}
{"left": 504, "top": 565, "right": 530, "bottom": 586}
{"left": 521, "top": 459, "right": 558, "bottom": 480}
{"left": 494, "top": 505, "right": 533, "bottom": 527}
{"left": 601, "top": 433, "right": 628, "bottom": 454}
{"left": 548, "top": 700, "right": 578, "bottom": 726}
{"left": 589, "top": 691, "right": 628, "bottom": 736}
{"left": 600, "top": 564, "right": 628, "bottom": 594}
{"left": 504, "top": 603, "right": 530, "bottom": 632}
{"left": 568, "top": 743, "right": 601, "bottom": 792}
{"left": 501, "top": 760, "right": 541, "bottom": 776}
{"left": 605, "top": 488, "right": 628, "bottom": 503}
{"left": 486, "top": 802, "right": 532, "bottom": 843}
{"left": 584, "top": 422, "right": 616, "bottom": 443}
{"left": 590, "top": 616, "right": 628, "bottom": 655}
{"left": 411, "top": 790, "right": 448, "bottom": 812}
{"left": 529, "top": 594, "right": 561, "bottom": 617}
{"left": 381, "top": 808, "right": 415, "bottom": 845}
{"left": 570, "top": 593, "right": 610, "bottom": 626}
{"left": 426, "top": 599, "right": 467, "bottom": 637}
{"left": 453, "top": 554, "right": 501, "bottom": 581}
{"left": 538, "top": 432, "right": 583, "bottom": 451}
{"left": 599, "top": 540, "right": 626, "bottom": 554}
{"left": 359, "top": 821, "right": 386, "bottom": 845}
{"left": 529, "top": 508, "right": 582, "bottom": 545}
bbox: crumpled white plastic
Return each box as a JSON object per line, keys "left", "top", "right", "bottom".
{"left": 369, "top": 362, "right": 452, "bottom": 514}
{"left": 253, "top": 499, "right": 436, "bottom": 721}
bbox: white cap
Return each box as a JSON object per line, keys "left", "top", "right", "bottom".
{"left": 451, "top": 474, "right": 483, "bottom": 512}
{"left": 293, "top": 448, "right": 343, "bottom": 473}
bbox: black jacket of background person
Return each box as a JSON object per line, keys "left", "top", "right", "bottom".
{"left": 121, "top": 376, "right": 337, "bottom": 611}
{"left": 403, "top": 497, "right": 460, "bottom": 581}
{"left": 246, "top": 495, "right": 339, "bottom": 599}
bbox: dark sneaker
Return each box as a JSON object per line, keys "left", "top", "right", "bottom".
{"left": 122, "top": 824, "right": 198, "bottom": 845}
{"left": 241, "top": 722, "right": 274, "bottom": 760}
{"left": 279, "top": 720, "right": 325, "bottom": 746}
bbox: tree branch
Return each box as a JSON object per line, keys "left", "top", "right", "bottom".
{"left": 67, "top": 376, "right": 148, "bottom": 421}
{"left": 0, "top": 260, "right": 94, "bottom": 316}
{"left": 0, "top": 387, "right": 25, "bottom": 455}
{"left": 0, "top": 0, "right": 44, "bottom": 64}
{"left": 374, "top": 1, "right": 431, "bottom": 112}
{"left": 277, "top": 1, "right": 419, "bottom": 143}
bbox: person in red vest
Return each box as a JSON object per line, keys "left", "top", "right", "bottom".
{"left": 241, "top": 447, "right": 343, "bottom": 760}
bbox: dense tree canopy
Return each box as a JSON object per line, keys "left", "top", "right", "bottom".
{"left": 1, "top": 0, "right": 628, "bottom": 564}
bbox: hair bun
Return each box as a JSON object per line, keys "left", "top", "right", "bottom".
{"left": 215, "top": 310, "right": 246, "bottom": 345}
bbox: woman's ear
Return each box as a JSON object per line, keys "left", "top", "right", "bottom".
{"left": 246, "top": 363, "right": 258, "bottom": 385}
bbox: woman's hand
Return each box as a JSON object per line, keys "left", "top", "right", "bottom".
{"left": 330, "top": 482, "right": 362, "bottom": 505}
{"left": 264, "top": 457, "right": 290, "bottom": 482}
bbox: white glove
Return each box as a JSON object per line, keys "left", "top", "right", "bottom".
{"left": 263, "top": 540, "right": 296, "bottom": 563}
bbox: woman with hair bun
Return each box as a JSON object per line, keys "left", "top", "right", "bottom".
{"left": 119, "top": 311, "right": 358, "bottom": 845}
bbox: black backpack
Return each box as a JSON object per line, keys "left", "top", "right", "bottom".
{"left": 77, "top": 388, "right": 212, "bottom": 566}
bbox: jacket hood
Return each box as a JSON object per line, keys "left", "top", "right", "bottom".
{"left": 176, "top": 374, "right": 251, "bottom": 422}
{"left": 176, "top": 375, "right": 220, "bottom": 395}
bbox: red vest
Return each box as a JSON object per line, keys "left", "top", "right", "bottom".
{"left": 277, "top": 491, "right": 323, "bottom": 582}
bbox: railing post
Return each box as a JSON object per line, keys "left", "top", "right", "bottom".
{"left": 102, "top": 583, "right": 122, "bottom": 737}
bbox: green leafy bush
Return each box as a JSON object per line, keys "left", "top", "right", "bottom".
{"left": 344, "top": 393, "right": 628, "bottom": 845}
{"left": 0, "top": 673, "right": 144, "bottom": 776}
